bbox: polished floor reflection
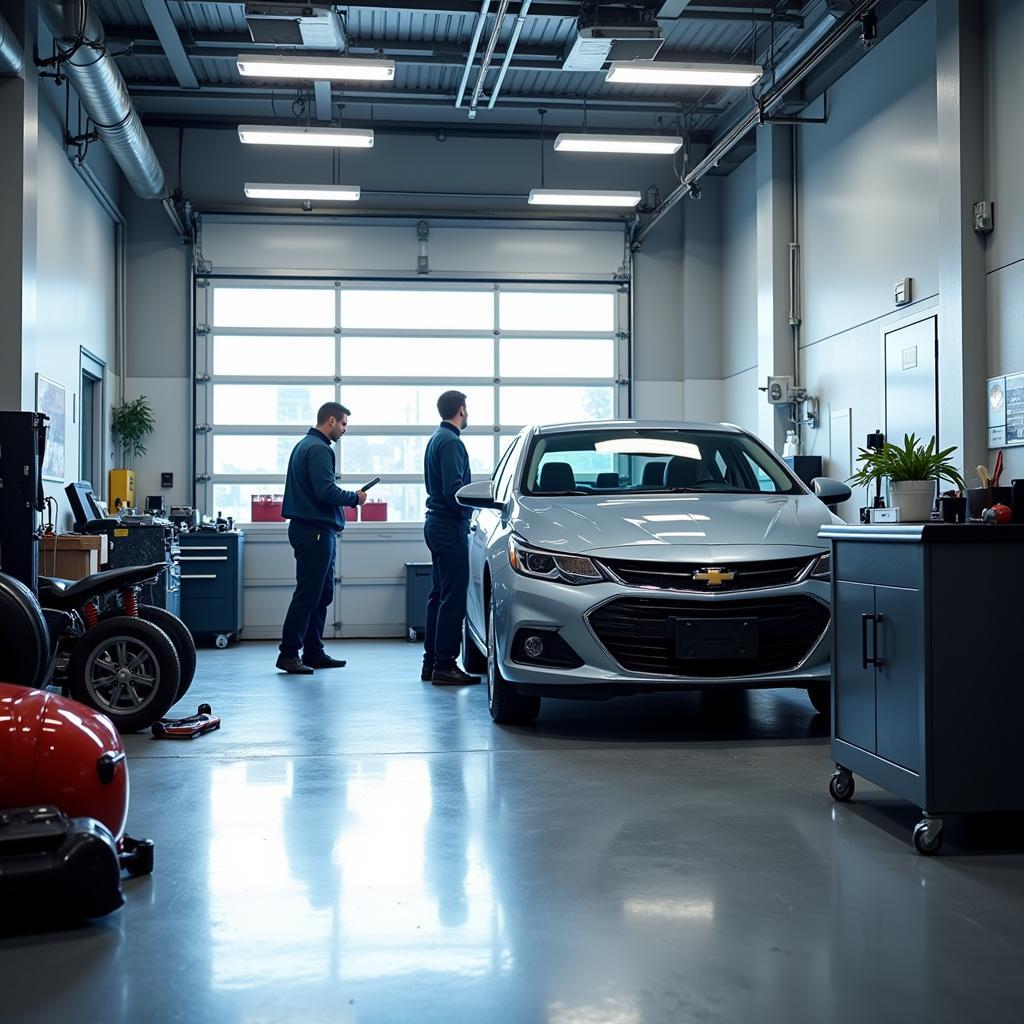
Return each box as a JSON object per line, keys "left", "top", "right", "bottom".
{"left": 4, "top": 640, "right": 1024, "bottom": 1023}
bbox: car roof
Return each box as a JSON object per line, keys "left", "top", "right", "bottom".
{"left": 529, "top": 420, "right": 745, "bottom": 436}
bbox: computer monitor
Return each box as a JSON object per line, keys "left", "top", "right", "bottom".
{"left": 66, "top": 481, "right": 105, "bottom": 527}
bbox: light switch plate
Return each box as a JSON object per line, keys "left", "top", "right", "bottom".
{"left": 894, "top": 277, "right": 912, "bottom": 306}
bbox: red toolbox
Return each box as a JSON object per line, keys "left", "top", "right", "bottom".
{"left": 344, "top": 506, "right": 358, "bottom": 522}
{"left": 361, "top": 501, "right": 388, "bottom": 522}
{"left": 251, "top": 494, "right": 285, "bottom": 522}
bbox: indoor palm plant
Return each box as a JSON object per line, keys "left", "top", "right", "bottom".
{"left": 849, "top": 434, "right": 966, "bottom": 522}
{"left": 109, "top": 396, "right": 156, "bottom": 511}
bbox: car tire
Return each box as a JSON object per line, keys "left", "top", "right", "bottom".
{"left": 139, "top": 605, "right": 197, "bottom": 702}
{"left": 487, "top": 599, "right": 540, "bottom": 725}
{"left": 807, "top": 681, "right": 831, "bottom": 716}
{"left": 462, "top": 618, "right": 488, "bottom": 674}
{"left": 68, "top": 616, "right": 181, "bottom": 734}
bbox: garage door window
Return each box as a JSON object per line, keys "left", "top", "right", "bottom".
{"left": 195, "top": 281, "right": 627, "bottom": 523}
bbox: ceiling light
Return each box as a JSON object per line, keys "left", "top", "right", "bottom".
{"left": 606, "top": 61, "right": 762, "bottom": 87}
{"left": 528, "top": 189, "right": 642, "bottom": 208}
{"left": 236, "top": 54, "right": 395, "bottom": 81}
{"left": 238, "top": 125, "right": 374, "bottom": 148}
{"left": 554, "top": 133, "right": 683, "bottom": 155}
{"left": 244, "top": 183, "right": 361, "bottom": 201}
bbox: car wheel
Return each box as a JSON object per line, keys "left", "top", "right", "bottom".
{"left": 462, "top": 618, "right": 488, "bottom": 674}
{"left": 139, "top": 606, "right": 197, "bottom": 702}
{"left": 487, "top": 599, "right": 540, "bottom": 726}
{"left": 807, "top": 682, "right": 831, "bottom": 716}
{"left": 68, "top": 616, "right": 181, "bottom": 733}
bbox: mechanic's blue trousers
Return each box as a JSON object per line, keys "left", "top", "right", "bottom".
{"left": 423, "top": 516, "right": 470, "bottom": 671}
{"left": 280, "top": 520, "right": 336, "bottom": 659}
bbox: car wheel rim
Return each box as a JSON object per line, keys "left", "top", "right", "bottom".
{"left": 85, "top": 635, "right": 161, "bottom": 714}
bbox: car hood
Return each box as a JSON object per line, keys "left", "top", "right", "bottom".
{"left": 512, "top": 492, "right": 838, "bottom": 562}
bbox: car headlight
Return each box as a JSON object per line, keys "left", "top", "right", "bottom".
{"left": 507, "top": 536, "right": 605, "bottom": 585}
{"left": 809, "top": 552, "right": 832, "bottom": 581}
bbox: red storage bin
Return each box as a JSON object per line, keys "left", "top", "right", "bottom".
{"left": 343, "top": 506, "right": 358, "bottom": 522}
{"left": 251, "top": 494, "right": 285, "bottom": 522}
{"left": 361, "top": 501, "right": 388, "bottom": 522}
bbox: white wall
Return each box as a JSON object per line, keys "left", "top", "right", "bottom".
{"left": 798, "top": 1, "right": 939, "bottom": 489}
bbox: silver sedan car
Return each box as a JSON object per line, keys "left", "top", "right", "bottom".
{"left": 456, "top": 421, "right": 851, "bottom": 725}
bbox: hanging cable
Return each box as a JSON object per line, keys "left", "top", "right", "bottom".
{"left": 537, "top": 107, "right": 546, "bottom": 188}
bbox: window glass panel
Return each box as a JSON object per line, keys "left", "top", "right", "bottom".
{"left": 340, "top": 385, "right": 494, "bottom": 426}
{"left": 214, "top": 336, "right": 335, "bottom": 377}
{"left": 500, "top": 338, "right": 614, "bottom": 379}
{"left": 212, "top": 288, "right": 335, "bottom": 329}
{"left": 498, "top": 291, "right": 615, "bottom": 333}
{"left": 500, "top": 386, "right": 614, "bottom": 425}
{"left": 213, "top": 385, "right": 335, "bottom": 426}
{"left": 340, "top": 434, "right": 494, "bottom": 475}
{"left": 341, "top": 337, "right": 493, "bottom": 378}
{"left": 212, "top": 482, "right": 286, "bottom": 525}
{"left": 214, "top": 435, "right": 305, "bottom": 475}
{"left": 341, "top": 290, "right": 493, "bottom": 330}
{"left": 336, "top": 482, "right": 431, "bottom": 523}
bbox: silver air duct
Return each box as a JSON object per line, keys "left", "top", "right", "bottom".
{"left": 39, "top": 0, "right": 167, "bottom": 199}
{"left": 0, "top": 12, "right": 24, "bottom": 76}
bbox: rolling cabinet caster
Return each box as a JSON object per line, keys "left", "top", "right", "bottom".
{"left": 215, "top": 634, "right": 229, "bottom": 649}
{"left": 829, "top": 767, "right": 855, "bottom": 802}
{"left": 913, "top": 818, "right": 944, "bottom": 856}
{"left": 120, "top": 834, "right": 155, "bottom": 877}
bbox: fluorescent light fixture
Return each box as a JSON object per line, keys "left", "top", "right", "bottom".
{"left": 595, "top": 438, "right": 700, "bottom": 459}
{"left": 236, "top": 54, "right": 395, "bottom": 81}
{"left": 606, "top": 60, "right": 762, "bottom": 87}
{"left": 554, "top": 133, "right": 683, "bottom": 156}
{"left": 528, "top": 189, "right": 642, "bottom": 208}
{"left": 238, "top": 125, "right": 374, "bottom": 148}
{"left": 244, "top": 183, "right": 361, "bottom": 201}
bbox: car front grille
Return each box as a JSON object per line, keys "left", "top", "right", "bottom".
{"left": 587, "top": 596, "right": 830, "bottom": 678}
{"left": 597, "top": 555, "right": 816, "bottom": 593}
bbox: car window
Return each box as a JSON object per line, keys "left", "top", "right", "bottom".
{"left": 742, "top": 453, "right": 778, "bottom": 492}
{"left": 494, "top": 436, "right": 524, "bottom": 502}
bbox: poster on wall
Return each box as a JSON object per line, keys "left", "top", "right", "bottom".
{"left": 988, "top": 376, "right": 1007, "bottom": 449}
{"left": 1005, "top": 373, "right": 1024, "bottom": 445}
{"left": 35, "top": 374, "right": 66, "bottom": 482}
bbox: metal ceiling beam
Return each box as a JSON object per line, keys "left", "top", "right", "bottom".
{"left": 487, "top": 0, "right": 532, "bottom": 110}
{"left": 140, "top": 0, "right": 199, "bottom": 89}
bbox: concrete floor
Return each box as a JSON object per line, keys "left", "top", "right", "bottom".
{"left": 4, "top": 639, "right": 1024, "bottom": 1023}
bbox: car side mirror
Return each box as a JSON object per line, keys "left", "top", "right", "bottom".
{"left": 456, "top": 480, "right": 503, "bottom": 511}
{"left": 812, "top": 477, "right": 852, "bottom": 508}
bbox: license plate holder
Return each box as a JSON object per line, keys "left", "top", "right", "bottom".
{"left": 674, "top": 617, "right": 759, "bottom": 660}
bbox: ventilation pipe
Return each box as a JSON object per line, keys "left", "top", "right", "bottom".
{"left": 39, "top": 0, "right": 167, "bottom": 199}
{"left": 0, "top": 12, "right": 24, "bottom": 76}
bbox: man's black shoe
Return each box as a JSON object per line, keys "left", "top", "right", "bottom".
{"left": 277, "top": 655, "right": 315, "bottom": 675}
{"left": 431, "top": 666, "right": 481, "bottom": 686}
{"left": 421, "top": 662, "right": 435, "bottom": 682}
{"left": 302, "top": 654, "right": 347, "bottom": 669}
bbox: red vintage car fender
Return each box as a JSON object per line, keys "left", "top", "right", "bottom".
{"left": 0, "top": 683, "right": 129, "bottom": 841}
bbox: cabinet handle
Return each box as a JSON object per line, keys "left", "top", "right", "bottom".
{"left": 872, "top": 613, "right": 885, "bottom": 669}
{"left": 181, "top": 574, "right": 217, "bottom": 580}
{"left": 861, "top": 613, "right": 872, "bottom": 669}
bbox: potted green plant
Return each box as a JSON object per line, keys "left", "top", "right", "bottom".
{"left": 109, "top": 396, "right": 155, "bottom": 510}
{"left": 849, "top": 434, "right": 966, "bottom": 523}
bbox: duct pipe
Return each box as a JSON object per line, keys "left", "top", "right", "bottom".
{"left": 635, "top": 1, "right": 877, "bottom": 244}
{"left": 0, "top": 11, "right": 23, "bottom": 76}
{"left": 39, "top": 0, "right": 167, "bottom": 199}
{"left": 455, "top": 0, "right": 491, "bottom": 108}
{"left": 467, "top": 0, "right": 510, "bottom": 119}
{"left": 486, "top": 0, "right": 532, "bottom": 109}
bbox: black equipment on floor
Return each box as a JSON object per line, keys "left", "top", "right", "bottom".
{"left": 0, "top": 411, "right": 47, "bottom": 592}
{"left": 178, "top": 530, "right": 245, "bottom": 647}
{"left": 0, "top": 571, "right": 51, "bottom": 688}
{"left": 405, "top": 561, "right": 432, "bottom": 642}
{"left": 784, "top": 455, "right": 824, "bottom": 488}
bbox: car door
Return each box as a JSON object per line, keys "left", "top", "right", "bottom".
{"left": 467, "top": 436, "right": 522, "bottom": 641}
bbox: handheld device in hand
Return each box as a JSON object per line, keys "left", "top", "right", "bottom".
{"left": 361, "top": 477, "right": 381, "bottom": 492}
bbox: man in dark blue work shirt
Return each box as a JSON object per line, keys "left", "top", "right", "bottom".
{"left": 422, "top": 390, "right": 479, "bottom": 686}
{"left": 277, "top": 402, "right": 367, "bottom": 675}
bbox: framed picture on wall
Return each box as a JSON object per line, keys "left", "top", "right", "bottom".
{"left": 35, "top": 374, "right": 66, "bottom": 482}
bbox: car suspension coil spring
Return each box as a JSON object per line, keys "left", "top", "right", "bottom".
{"left": 121, "top": 588, "right": 138, "bottom": 617}
{"left": 82, "top": 601, "right": 98, "bottom": 628}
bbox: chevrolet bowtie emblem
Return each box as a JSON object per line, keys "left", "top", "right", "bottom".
{"left": 693, "top": 567, "right": 736, "bottom": 588}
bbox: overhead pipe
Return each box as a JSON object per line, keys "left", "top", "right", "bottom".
{"left": 467, "top": 0, "right": 510, "bottom": 119}
{"left": 0, "top": 11, "right": 23, "bottom": 76}
{"left": 39, "top": 0, "right": 167, "bottom": 199}
{"left": 455, "top": 0, "right": 491, "bottom": 108}
{"left": 486, "top": 0, "right": 533, "bottom": 110}
{"left": 635, "top": 0, "right": 878, "bottom": 244}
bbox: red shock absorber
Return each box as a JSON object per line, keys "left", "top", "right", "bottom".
{"left": 121, "top": 588, "right": 138, "bottom": 618}
{"left": 82, "top": 601, "right": 98, "bottom": 628}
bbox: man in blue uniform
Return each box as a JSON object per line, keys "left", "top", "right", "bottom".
{"left": 422, "top": 390, "right": 479, "bottom": 685}
{"left": 277, "top": 402, "right": 367, "bottom": 675}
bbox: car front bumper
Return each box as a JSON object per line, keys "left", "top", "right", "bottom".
{"left": 490, "top": 565, "right": 831, "bottom": 698}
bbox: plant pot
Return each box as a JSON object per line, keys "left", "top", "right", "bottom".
{"left": 889, "top": 480, "right": 936, "bottom": 522}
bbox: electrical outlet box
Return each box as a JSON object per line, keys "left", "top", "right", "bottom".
{"left": 869, "top": 506, "right": 900, "bottom": 524}
{"left": 766, "top": 375, "right": 793, "bottom": 405}
{"left": 974, "top": 200, "right": 994, "bottom": 234}
{"left": 161, "top": 472, "right": 174, "bottom": 488}
{"left": 894, "top": 277, "right": 912, "bottom": 306}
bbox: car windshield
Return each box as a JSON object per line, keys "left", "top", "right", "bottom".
{"left": 522, "top": 428, "right": 801, "bottom": 497}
